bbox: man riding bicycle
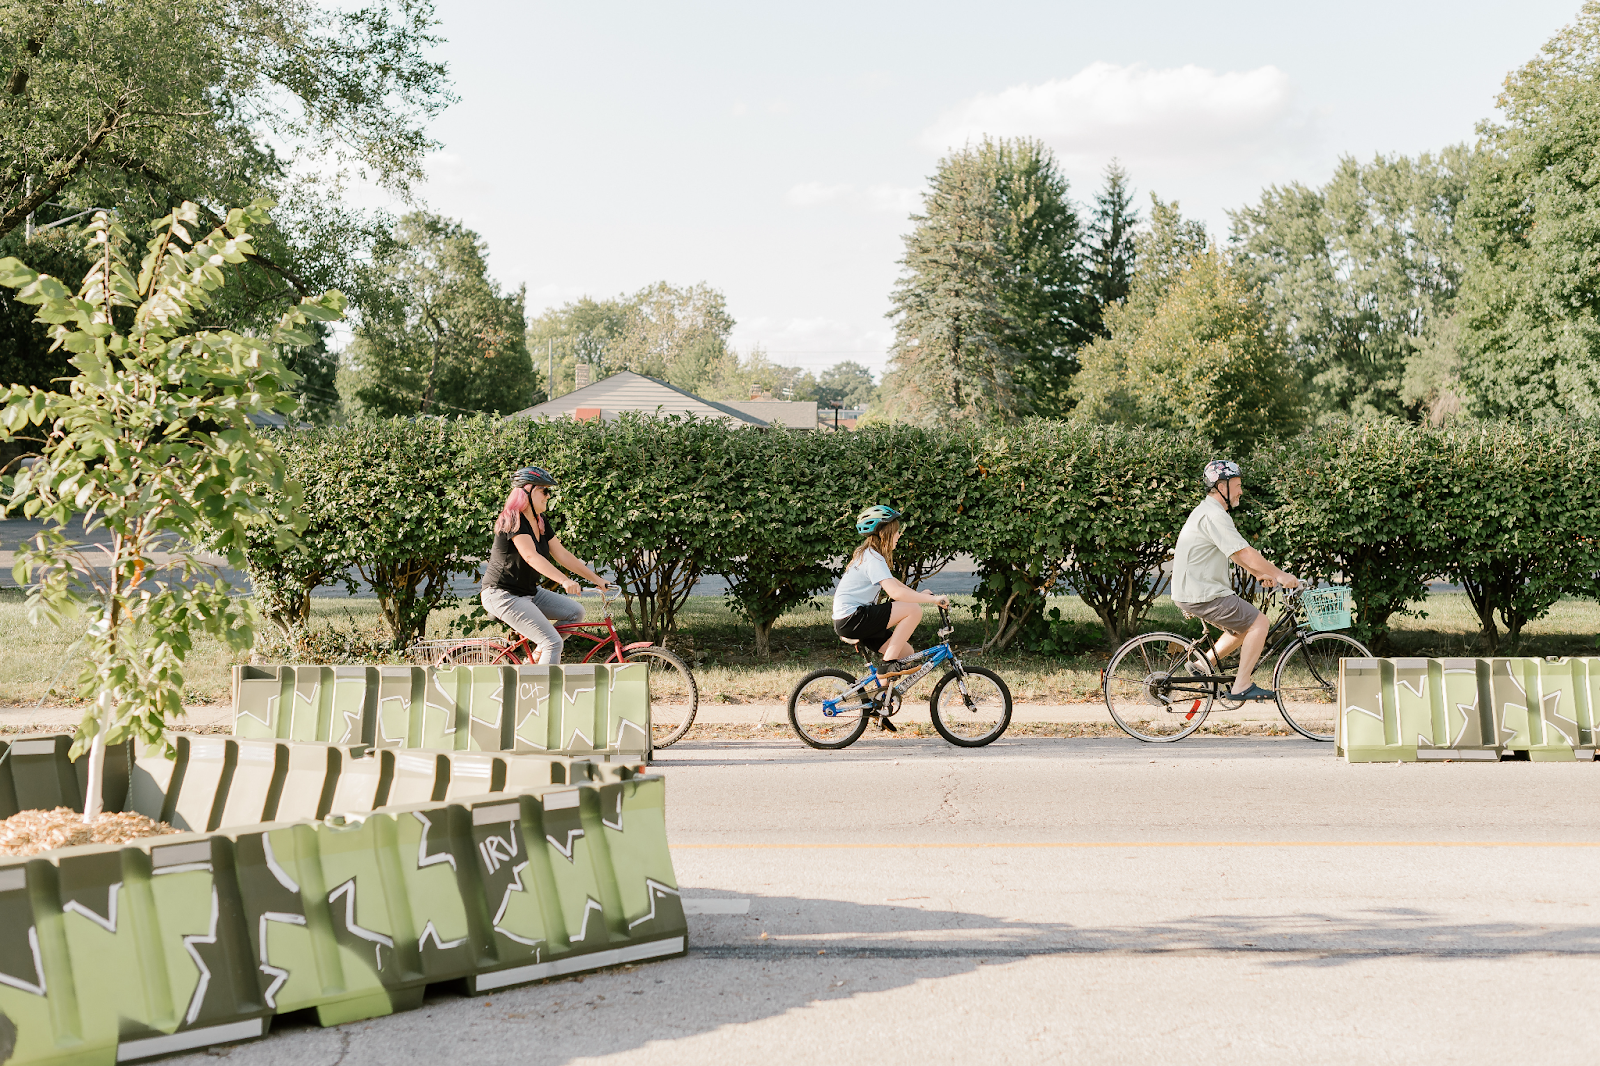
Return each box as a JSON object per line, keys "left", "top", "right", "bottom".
{"left": 1172, "top": 460, "right": 1301, "bottom": 704}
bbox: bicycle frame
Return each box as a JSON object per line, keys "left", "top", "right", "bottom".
{"left": 488, "top": 590, "right": 655, "bottom": 665}
{"left": 822, "top": 609, "right": 962, "bottom": 718}
{"left": 1155, "top": 591, "right": 1328, "bottom": 702}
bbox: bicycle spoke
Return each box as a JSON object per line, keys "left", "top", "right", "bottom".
{"left": 930, "top": 666, "right": 1011, "bottom": 746}
{"left": 1103, "top": 632, "right": 1212, "bottom": 743}
{"left": 789, "top": 668, "right": 871, "bottom": 750}
{"left": 1274, "top": 631, "right": 1369, "bottom": 742}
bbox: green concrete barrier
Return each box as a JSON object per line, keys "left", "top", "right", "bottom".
{"left": 232, "top": 663, "right": 652, "bottom": 761}
{"left": 0, "top": 737, "right": 685, "bottom": 1063}
{"left": 1337, "top": 656, "right": 1600, "bottom": 762}
{"left": 233, "top": 666, "right": 379, "bottom": 745}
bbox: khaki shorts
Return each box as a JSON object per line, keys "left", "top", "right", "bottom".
{"left": 1174, "top": 593, "right": 1260, "bottom": 636}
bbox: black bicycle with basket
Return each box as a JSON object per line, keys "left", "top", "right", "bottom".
{"left": 1101, "top": 585, "right": 1370, "bottom": 743}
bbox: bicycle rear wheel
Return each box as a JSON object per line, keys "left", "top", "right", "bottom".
{"left": 788, "top": 668, "right": 872, "bottom": 750}
{"left": 437, "top": 641, "right": 506, "bottom": 666}
{"left": 622, "top": 646, "right": 699, "bottom": 747}
{"left": 1273, "top": 631, "right": 1370, "bottom": 742}
{"left": 1103, "top": 632, "right": 1214, "bottom": 742}
{"left": 929, "top": 666, "right": 1012, "bottom": 747}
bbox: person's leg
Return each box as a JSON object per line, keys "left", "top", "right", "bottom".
{"left": 532, "top": 587, "right": 586, "bottom": 625}
{"left": 482, "top": 587, "right": 565, "bottom": 664}
{"left": 1207, "top": 628, "right": 1244, "bottom": 668}
{"left": 878, "top": 601, "right": 922, "bottom": 661}
{"left": 1231, "top": 612, "right": 1272, "bottom": 695}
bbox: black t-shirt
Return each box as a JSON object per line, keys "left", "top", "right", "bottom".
{"left": 482, "top": 512, "right": 560, "bottom": 597}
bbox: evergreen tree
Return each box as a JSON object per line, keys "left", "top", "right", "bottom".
{"left": 1082, "top": 161, "right": 1139, "bottom": 337}
{"left": 885, "top": 137, "right": 1088, "bottom": 424}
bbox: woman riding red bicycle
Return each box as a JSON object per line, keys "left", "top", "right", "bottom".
{"left": 480, "top": 465, "right": 610, "bottom": 664}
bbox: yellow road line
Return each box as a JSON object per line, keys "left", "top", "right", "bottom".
{"left": 674, "top": 840, "right": 1600, "bottom": 849}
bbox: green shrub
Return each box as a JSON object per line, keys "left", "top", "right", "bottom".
{"left": 238, "top": 411, "right": 1600, "bottom": 660}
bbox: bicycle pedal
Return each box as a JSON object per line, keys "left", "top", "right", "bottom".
{"left": 877, "top": 715, "right": 897, "bottom": 732}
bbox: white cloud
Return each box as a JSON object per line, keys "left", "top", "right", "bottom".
{"left": 922, "top": 62, "right": 1321, "bottom": 231}
{"left": 864, "top": 184, "right": 923, "bottom": 214}
{"left": 925, "top": 62, "right": 1304, "bottom": 161}
{"left": 525, "top": 283, "right": 593, "bottom": 316}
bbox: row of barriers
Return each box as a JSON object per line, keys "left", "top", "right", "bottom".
{"left": 1337, "top": 657, "right": 1600, "bottom": 762}
{"left": 231, "top": 663, "right": 651, "bottom": 760}
{"left": 0, "top": 736, "right": 686, "bottom": 1064}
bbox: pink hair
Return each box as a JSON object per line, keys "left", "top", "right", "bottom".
{"left": 496, "top": 486, "right": 531, "bottom": 534}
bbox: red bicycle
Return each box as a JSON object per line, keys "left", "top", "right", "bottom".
{"left": 430, "top": 589, "right": 699, "bottom": 747}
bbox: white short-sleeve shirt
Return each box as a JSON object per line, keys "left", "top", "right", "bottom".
{"left": 1171, "top": 496, "right": 1251, "bottom": 605}
{"left": 832, "top": 549, "right": 893, "bottom": 619}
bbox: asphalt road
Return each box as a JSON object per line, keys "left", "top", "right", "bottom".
{"left": 181, "top": 736, "right": 1600, "bottom": 1065}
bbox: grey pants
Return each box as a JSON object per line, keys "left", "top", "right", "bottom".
{"left": 481, "top": 586, "right": 587, "bottom": 664}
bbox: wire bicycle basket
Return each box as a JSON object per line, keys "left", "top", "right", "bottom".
{"left": 1301, "top": 586, "right": 1353, "bottom": 632}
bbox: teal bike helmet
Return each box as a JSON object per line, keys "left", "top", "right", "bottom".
{"left": 856, "top": 504, "right": 902, "bottom": 535}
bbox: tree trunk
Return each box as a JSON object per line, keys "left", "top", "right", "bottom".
{"left": 0, "top": 100, "right": 125, "bottom": 239}
{"left": 1460, "top": 577, "right": 1500, "bottom": 655}
{"left": 753, "top": 619, "right": 773, "bottom": 659}
{"left": 81, "top": 692, "right": 111, "bottom": 823}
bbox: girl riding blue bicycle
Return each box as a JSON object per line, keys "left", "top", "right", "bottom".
{"left": 792, "top": 504, "right": 1012, "bottom": 749}
{"left": 831, "top": 505, "right": 952, "bottom": 669}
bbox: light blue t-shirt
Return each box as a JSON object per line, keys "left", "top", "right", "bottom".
{"left": 832, "top": 549, "right": 893, "bottom": 619}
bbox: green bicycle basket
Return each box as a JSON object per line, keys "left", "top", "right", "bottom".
{"left": 1302, "top": 586, "right": 1353, "bottom": 632}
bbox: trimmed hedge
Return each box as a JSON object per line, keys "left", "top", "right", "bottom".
{"left": 247, "top": 414, "right": 1600, "bottom": 655}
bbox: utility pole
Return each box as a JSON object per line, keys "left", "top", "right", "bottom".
{"left": 23, "top": 177, "right": 33, "bottom": 242}
{"left": 548, "top": 339, "right": 554, "bottom": 399}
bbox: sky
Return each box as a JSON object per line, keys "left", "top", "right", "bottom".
{"left": 366, "top": 0, "right": 1587, "bottom": 379}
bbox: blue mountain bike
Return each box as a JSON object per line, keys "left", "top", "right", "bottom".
{"left": 787, "top": 606, "right": 1013, "bottom": 750}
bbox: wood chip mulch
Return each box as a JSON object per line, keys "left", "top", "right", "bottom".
{"left": 0, "top": 808, "right": 179, "bottom": 857}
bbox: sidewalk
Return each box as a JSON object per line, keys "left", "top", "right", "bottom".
{"left": 0, "top": 700, "right": 1297, "bottom": 735}
{"left": 0, "top": 703, "right": 234, "bottom": 734}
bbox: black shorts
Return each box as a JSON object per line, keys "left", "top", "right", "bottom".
{"left": 834, "top": 602, "right": 896, "bottom": 652}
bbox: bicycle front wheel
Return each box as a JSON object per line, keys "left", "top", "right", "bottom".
{"left": 1103, "top": 632, "right": 1214, "bottom": 742}
{"left": 1273, "top": 631, "right": 1370, "bottom": 742}
{"left": 929, "top": 666, "right": 1012, "bottom": 747}
{"left": 788, "top": 668, "right": 872, "bottom": 750}
{"left": 623, "top": 646, "right": 699, "bottom": 747}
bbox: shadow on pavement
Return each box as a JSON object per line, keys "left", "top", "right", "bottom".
{"left": 175, "top": 889, "right": 1600, "bottom": 1065}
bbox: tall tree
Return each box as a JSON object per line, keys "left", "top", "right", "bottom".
{"left": 344, "top": 212, "right": 536, "bottom": 418}
{"left": 0, "top": 0, "right": 452, "bottom": 418}
{"left": 1456, "top": 1, "right": 1600, "bottom": 417}
{"left": 1082, "top": 160, "right": 1139, "bottom": 337}
{"left": 886, "top": 137, "right": 1089, "bottom": 424}
{"left": 527, "top": 295, "right": 631, "bottom": 396}
{"left": 1072, "top": 203, "right": 1301, "bottom": 453}
{"left": 611, "top": 281, "right": 736, "bottom": 393}
{"left": 1231, "top": 149, "right": 1470, "bottom": 421}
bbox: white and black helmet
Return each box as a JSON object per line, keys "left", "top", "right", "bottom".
{"left": 1203, "top": 459, "right": 1241, "bottom": 488}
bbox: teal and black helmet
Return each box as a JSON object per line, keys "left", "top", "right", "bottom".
{"left": 856, "top": 504, "right": 903, "bottom": 535}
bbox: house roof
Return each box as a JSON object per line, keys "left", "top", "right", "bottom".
{"left": 512, "top": 371, "right": 801, "bottom": 427}
{"left": 722, "top": 399, "right": 819, "bottom": 430}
